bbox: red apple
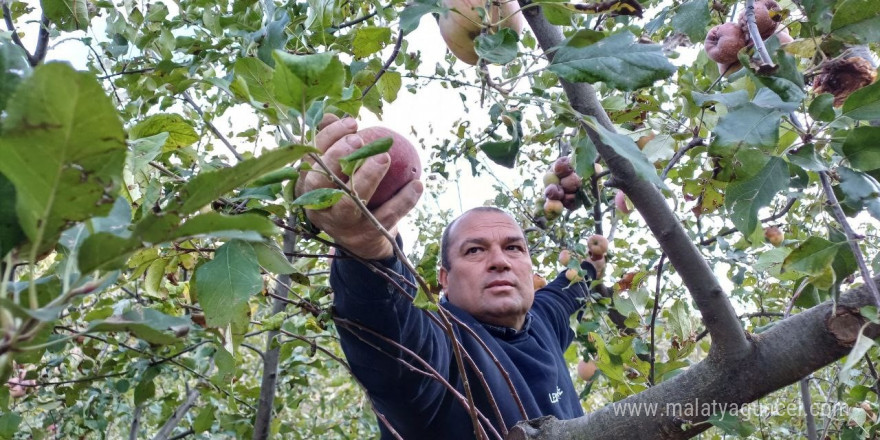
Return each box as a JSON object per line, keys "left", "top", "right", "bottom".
{"left": 615, "top": 190, "right": 633, "bottom": 215}
{"left": 562, "top": 192, "right": 581, "bottom": 210}
{"left": 356, "top": 127, "right": 422, "bottom": 209}
{"left": 558, "top": 249, "right": 572, "bottom": 266}
{"left": 577, "top": 360, "right": 598, "bottom": 381}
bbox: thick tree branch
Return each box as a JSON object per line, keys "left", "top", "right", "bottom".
{"left": 510, "top": 276, "right": 880, "bottom": 439}
{"left": 517, "top": 1, "right": 750, "bottom": 359}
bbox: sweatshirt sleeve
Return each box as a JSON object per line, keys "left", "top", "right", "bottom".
{"left": 329, "top": 242, "right": 453, "bottom": 418}
{"left": 530, "top": 261, "right": 596, "bottom": 350}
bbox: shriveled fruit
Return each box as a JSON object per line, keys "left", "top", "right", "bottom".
{"left": 738, "top": 0, "right": 781, "bottom": 41}
{"left": 562, "top": 192, "right": 581, "bottom": 210}
{"left": 438, "top": 0, "right": 524, "bottom": 65}
{"left": 813, "top": 56, "right": 878, "bottom": 107}
{"left": 587, "top": 234, "right": 609, "bottom": 257}
{"left": 764, "top": 226, "right": 784, "bottom": 246}
{"left": 356, "top": 127, "right": 422, "bottom": 209}
{"left": 559, "top": 173, "right": 582, "bottom": 193}
{"left": 544, "top": 183, "right": 565, "bottom": 201}
{"left": 705, "top": 23, "right": 747, "bottom": 65}
{"left": 552, "top": 156, "right": 574, "bottom": 178}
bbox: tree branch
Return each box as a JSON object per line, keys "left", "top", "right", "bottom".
{"left": 518, "top": 0, "right": 750, "bottom": 359}
{"left": 252, "top": 223, "right": 297, "bottom": 440}
{"left": 819, "top": 171, "right": 880, "bottom": 306}
{"left": 150, "top": 387, "right": 199, "bottom": 440}
{"left": 181, "top": 91, "right": 245, "bottom": 161}
{"left": 510, "top": 275, "right": 880, "bottom": 439}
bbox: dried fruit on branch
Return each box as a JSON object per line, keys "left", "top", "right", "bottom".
{"left": 813, "top": 56, "right": 878, "bottom": 107}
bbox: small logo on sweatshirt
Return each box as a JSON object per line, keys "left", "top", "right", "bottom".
{"left": 548, "top": 386, "right": 563, "bottom": 403}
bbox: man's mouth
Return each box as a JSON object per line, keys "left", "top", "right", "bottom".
{"left": 486, "top": 280, "right": 515, "bottom": 288}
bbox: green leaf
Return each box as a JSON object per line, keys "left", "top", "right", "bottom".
{"left": 339, "top": 137, "right": 392, "bottom": 176}
{"left": 127, "top": 133, "right": 168, "bottom": 175}
{"left": 783, "top": 236, "right": 841, "bottom": 275}
{"left": 129, "top": 114, "right": 198, "bottom": 152}
{"left": 377, "top": 71, "right": 401, "bottom": 103}
{"left": 257, "top": 10, "right": 290, "bottom": 67}
{"left": 842, "top": 80, "right": 880, "bottom": 120}
{"left": 0, "top": 63, "right": 125, "bottom": 253}
{"left": 549, "top": 31, "right": 676, "bottom": 91}
{"left": 0, "top": 173, "right": 25, "bottom": 258}
{"left": 134, "top": 366, "right": 159, "bottom": 406}
{"left": 352, "top": 26, "right": 391, "bottom": 58}
{"left": 671, "top": 0, "right": 710, "bottom": 44}
{"left": 809, "top": 93, "right": 837, "bottom": 122}
{"left": 88, "top": 308, "right": 191, "bottom": 345}
{"left": 787, "top": 144, "right": 829, "bottom": 172}
{"left": 0, "top": 40, "right": 30, "bottom": 118}
{"left": 709, "top": 103, "right": 782, "bottom": 156}
{"left": 474, "top": 28, "right": 519, "bottom": 65}
{"left": 193, "top": 404, "right": 216, "bottom": 433}
{"left": 253, "top": 241, "right": 296, "bottom": 275}
{"left": 399, "top": 0, "right": 443, "bottom": 35}
{"left": 830, "top": 0, "right": 880, "bottom": 44}
{"left": 195, "top": 240, "right": 262, "bottom": 328}
{"left": 838, "top": 166, "right": 880, "bottom": 203}
{"left": 177, "top": 213, "right": 278, "bottom": 239}
{"left": 841, "top": 126, "right": 880, "bottom": 171}
{"left": 724, "top": 157, "right": 790, "bottom": 237}
{"left": 77, "top": 232, "right": 135, "bottom": 273}
{"left": 291, "top": 188, "right": 346, "bottom": 210}
{"left": 41, "top": 0, "right": 89, "bottom": 31}
{"left": 480, "top": 139, "right": 521, "bottom": 168}
{"left": 0, "top": 412, "right": 22, "bottom": 440}
{"left": 234, "top": 57, "right": 275, "bottom": 104}
{"left": 707, "top": 411, "right": 757, "bottom": 436}
{"left": 692, "top": 90, "right": 750, "bottom": 109}
{"left": 170, "top": 144, "right": 317, "bottom": 215}
{"left": 841, "top": 326, "right": 878, "bottom": 375}
{"left": 584, "top": 117, "right": 667, "bottom": 189}
{"left": 273, "top": 51, "right": 344, "bottom": 112}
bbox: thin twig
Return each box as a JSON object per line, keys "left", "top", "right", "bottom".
{"left": 661, "top": 137, "right": 704, "bottom": 179}
{"left": 181, "top": 91, "right": 245, "bottom": 161}
{"left": 360, "top": 27, "right": 404, "bottom": 98}
{"left": 699, "top": 197, "right": 796, "bottom": 246}
{"left": 819, "top": 171, "right": 880, "bottom": 306}
{"left": 334, "top": 11, "right": 377, "bottom": 29}
{"left": 649, "top": 254, "right": 666, "bottom": 386}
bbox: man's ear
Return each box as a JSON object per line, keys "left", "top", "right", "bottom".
{"left": 439, "top": 266, "right": 448, "bottom": 292}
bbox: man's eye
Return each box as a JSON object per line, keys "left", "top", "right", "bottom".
{"left": 465, "top": 247, "right": 482, "bottom": 254}
{"left": 507, "top": 245, "right": 524, "bottom": 252}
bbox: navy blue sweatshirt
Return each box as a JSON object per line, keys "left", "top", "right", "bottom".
{"left": 330, "top": 249, "right": 595, "bottom": 439}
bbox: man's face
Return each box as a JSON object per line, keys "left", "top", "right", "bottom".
{"left": 439, "top": 211, "right": 535, "bottom": 330}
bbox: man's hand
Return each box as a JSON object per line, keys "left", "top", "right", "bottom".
{"left": 295, "top": 114, "right": 423, "bottom": 260}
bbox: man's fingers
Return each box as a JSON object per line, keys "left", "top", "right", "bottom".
{"left": 317, "top": 113, "right": 340, "bottom": 131}
{"left": 349, "top": 153, "right": 391, "bottom": 205}
{"left": 315, "top": 117, "right": 357, "bottom": 153}
{"left": 372, "top": 179, "right": 424, "bottom": 230}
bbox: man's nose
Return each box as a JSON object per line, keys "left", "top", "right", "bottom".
{"left": 487, "top": 246, "right": 511, "bottom": 271}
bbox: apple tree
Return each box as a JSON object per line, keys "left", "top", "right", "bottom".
{"left": 0, "top": 0, "right": 879, "bottom": 439}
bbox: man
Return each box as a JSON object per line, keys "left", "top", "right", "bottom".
{"left": 296, "top": 115, "right": 600, "bottom": 439}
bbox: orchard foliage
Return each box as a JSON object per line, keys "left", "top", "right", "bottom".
{"left": 0, "top": 0, "right": 879, "bottom": 439}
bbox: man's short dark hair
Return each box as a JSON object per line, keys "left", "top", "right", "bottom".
{"left": 440, "top": 207, "right": 519, "bottom": 270}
